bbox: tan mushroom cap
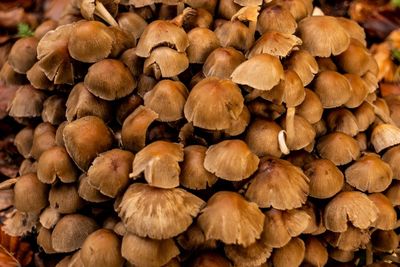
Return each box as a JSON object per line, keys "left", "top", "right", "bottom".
{"left": 117, "top": 183, "right": 204, "bottom": 239}
{"left": 116, "top": 93, "right": 143, "bottom": 125}
{"left": 37, "top": 146, "right": 78, "bottom": 184}
{"left": 0, "top": 61, "right": 27, "bottom": 86}
{"left": 383, "top": 145, "right": 400, "bottom": 179}
{"left": 80, "top": 229, "right": 124, "bottom": 267}
{"left": 214, "top": 20, "right": 254, "bottom": 51}
{"left": 385, "top": 180, "right": 400, "bottom": 206}
{"left": 14, "top": 173, "right": 48, "bottom": 213}
{"left": 325, "top": 225, "right": 370, "bottom": 251}
{"left": 78, "top": 173, "right": 110, "bottom": 203}
{"left": 245, "top": 119, "right": 282, "bottom": 158}
{"left": 224, "top": 241, "right": 272, "bottom": 267}
{"left": 68, "top": 21, "right": 113, "bottom": 63}
{"left": 184, "top": 77, "right": 244, "bottom": 130}
{"left": 313, "top": 71, "right": 352, "bottom": 108}
{"left": 143, "top": 47, "right": 189, "bottom": 79}
{"left": 272, "top": 237, "right": 305, "bottom": 267}
{"left": 224, "top": 105, "right": 250, "bottom": 136}
{"left": 51, "top": 214, "right": 98, "bottom": 253}
{"left": 121, "top": 105, "right": 158, "bottom": 152}
{"left": 41, "top": 95, "right": 66, "bottom": 125}
{"left": 368, "top": 193, "right": 397, "bottom": 230}
{"left": 324, "top": 191, "right": 378, "bottom": 232}
{"left": 8, "top": 85, "right": 46, "bottom": 119}
{"left": 371, "top": 230, "right": 399, "bottom": 253}
{"left": 316, "top": 132, "right": 360, "bottom": 166}
{"left": 190, "top": 252, "right": 231, "bottom": 267}
{"left": 344, "top": 73, "right": 369, "bottom": 108}
{"left": 329, "top": 248, "right": 354, "bottom": 263}
{"left": 257, "top": 5, "right": 297, "bottom": 34}
{"left": 84, "top": 59, "right": 137, "bottom": 101}
{"left": 371, "top": 123, "right": 400, "bottom": 153}
{"left": 204, "top": 139, "right": 259, "bottom": 181}
{"left": 274, "top": 0, "right": 313, "bottom": 21}
{"left": 354, "top": 102, "right": 375, "bottom": 131}
{"left": 202, "top": 47, "right": 245, "bottom": 79}
{"left": 87, "top": 149, "right": 134, "bottom": 198}
{"left": 281, "top": 114, "right": 316, "bottom": 150}
{"left": 187, "top": 28, "right": 220, "bottom": 64}
{"left": 117, "top": 12, "right": 147, "bottom": 41}
{"left": 336, "top": 38, "right": 374, "bottom": 76}
{"left": 296, "top": 89, "right": 323, "bottom": 124}
{"left": 63, "top": 116, "right": 114, "bottom": 171}
{"left": 30, "top": 123, "right": 56, "bottom": 160}
{"left": 303, "top": 237, "right": 328, "bottom": 267}
{"left": 316, "top": 57, "right": 337, "bottom": 72}
{"left": 39, "top": 207, "right": 61, "bottom": 229}
{"left": 136, "top": 20, "right": 189, "bottom": 58}
{"left": 197, "top": 191, "right": 264, "bottom": 247}
{"left": 55, "top": 121, "right": 67, "bottom": 147}
{"left": 26, "top": 62, "right": 53, "bottom": 90}
{"left": 261, "top": 208, "right": 310, "bottom": 248}
{"left": 180, "top": 145, "right": 218, "bottom": 190}
{"left": 49, "top": 183, "right": 83, "bottom": 214}
{"left": 326, "top": 108, "right": 359, "bottom": 137}
{"left": 37, "top": 227, "right": 57, "bottom": 254}
{"left": 14, "top": 126, "right": 34, "bottom": 159}
{"left": 231, "top": 54, "right": 284, "bottom": 91}
{"left": 298, "top": 16, "right": 350, "bottom": 57}
{"left": 144, "top": 79, "right": 188, "bottom": 122}
{"left": 345, "top": 154, "right": 392, "bottom": 193}
{"left": 336, "top": 17, "right": 366, "bottom": 46}
{"left": 285, "top": 50, "right": 318, "bottom": 86}
{"left": 303, "top": 159, "right": 344, "bottom": 199}
{"left": 245, "top": 157, "right": 309, "bottom": 210}
{"left": 247, "top": 31, "right": 302, "bottom": 58}
{"left": 177, "top": 224, "right": 217, "bottom": 251}
{"left": 8, "top": 37, "right": 38, "bottom": 74}
{"left": 130, "top": 141, "right": 183, "bottom": 188}
{"left": 121, "top": 233, "right": 180, "bottom": 267}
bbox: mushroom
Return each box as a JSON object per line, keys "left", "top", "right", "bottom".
{"left": 257, "top": 5, "right": 297, "bottom": 34}
{"left": 245, "top": 119, "right": 282, "bottom": 158}
{"left": 177, "top": 224, "right": 217, "bottom": 251}
{"left": 224, "top": 105, "right": 250, "bottom": 136}
{"left": 39, "top": 207, "right": 61, "bottom": 229}
{"left": 14, "top": 126, "right": 34, "bottom": 159}
{"left": 316, "top": 57, "right": 337, "bottom": 72}
{"left": 285, "top": 50, "right": 318, "bottom": 86}
{"left": 344, "top": 74, "right": 369, "bottom": 108}
{"left": 303, "top": 237, "right": 328, "bottom": 267}
{"left": 371, "top": 123, "right": 400, "bottom": 153}
{"left": 49, "top": 183, "right": 84, "bottom": 214}
{"left": 368, "top": 193, "right": 397, "bottom": 230}
{"left": 295, "top": 89, "right": 323, "bottom": 124}
{"left": 214, "top": 19, "right": 253, "bottom": 52}
{"left": 336, "top": 17, "right": 366, "bottom": 46}
{"left": 187, "top": 28, "right": 220, "bottom": 64}
{"left": 218, "top": 0, "right": 241, "bottom": 20}
{"left": 385, "top": 180, "right": 400, "bottom": 206}
{"left": 78, "top": 173, "right": 111, "bottom": 203}
{"left": 79, "top": 0, "right": 119, "bottom": 26}
{"left": 190, "top": 252, "right": 231, "bottom": 267}
{"left": 371, "top": 230, "right": 399, "bottom": 253}
{"left": 280, "top": 114, "right": 315, "bottom": 151}
{"left": 313, "top": 71, "right": 352, "bottom": 108}
{"left": 197, "top": 191, "right": 264, "bottom": 247}
{"left": 116, "top": 94, "right": 143, "bottom": 125}
{"left": 271, "top": 237, "right": 305, "bottom": 267}
{"left": 329, "top": 248, "right": 354, "bottom": 263}
{"left": 37, "top": 227, "right": 57, "bottom": 254}
{"left": 325, "top": 225, "right": 370, "bottom": 251}
{"left": 382, "top": 145, "right": 400, "bottom": 180}
{"left": 0, "top": 61, "right": 27, "bottom": 85}
{"left": 245, "top": 156, "right": 309, "bottom": 209}
{"left": 55, "top": 121, "right": 67, "bottom": 147}
{"left": 14, "top": 173, "right": 49, "bottom": 213}
{"left": 26, "top": 62, "right": 53, "bottom": 90}
{"left": 326, "top": 108, "right": 359, "bottom": 137}
{"left": 354, "top": 102, "right": 376, "bottom": 131}
{"left": 8, "top": 37, "right": 38, "bottom": 74}
{"left": 202, "top": 47, "right": 245, "bottom": 79}
{"left": 224, "top": 241, "right": 272, "bottom": 267}
{"left": 273, "top": 0, "right": 313, "bottom": 21}
{"left": 8, "top": 85, "right": 46, "bottom": 122}
{"left": 41, "top": 95, "right": 66, "bottom": 126}
{"left": 117, "top": 12, "right": 148, "bottom": 42}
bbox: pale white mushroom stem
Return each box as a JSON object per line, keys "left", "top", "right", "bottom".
{"left": 285, "top": 106, "right": 296, "bottom": 145}
{"left": 278, "top": 130, "right": 290, "bottom": 155}
{"left": 95, "top": 1, "right": 119, "bottom": 27}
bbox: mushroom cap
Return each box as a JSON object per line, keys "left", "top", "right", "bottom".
{"left": 231, "top": 54, "right": 284, "bottom": 91}
{"left": 329, "top": 248, "right": 354, "bottom": 263}
{"left": 78, "top": 173, "right": 110, "bottom": 203}
{"left": 130, "top": 141, "right": 183, "bottom": 188}
{"left": 257, "top": 5, "right": 297, "bottom": 34}
{"left": 51, "top": 214, "right": 98, "bottom": 253}
{"left": 116, "top": 93, "right": 143, "bottom": 125}
{"left": 55, "top": 121, "right": 67, "bottom": 147}
{"left": 0, "top": 61, "right": 27, "bottom": 86}
{"left": 180, "top": 145, "right": 218, "bottom": 190}
{"left": 245, "top": 119, "right": 282, "bottom": 158}
{"left": 121, "top": 233, "right": 179, "bottom": 267}
{"left": 177, "top": 224, "right": 217, "bottom": 251}
{"left": 214, "top": 20, "right": 253, "bottom": 51}
{"left": 368, "top": 193, "right": 397, "bottom": 230}
{"left": 224, "top": 241, "right": 272, "bottom": 267}
{"left": 14, "top": 173, "right": 48, "bottom": 213}
{"left": 84, "top": 59, "right": 137, "bottom": 100}
{"left": 187, "top": 27, "right": 220, "bottom": 64}
{"left": 224, "top": 105, "right": 250, "bottom": 136}
{"left": 371, "top": 230, "right": 399, "bottom": 253}
{"left": 143, "top": 47, "right": 189, "bottom": 79}
{"left": 37, "top": 146, "right": 78, "bottom": 184}
{"left": 190, "top": 252, "right": 231, "bottom": 267}
{"left": 63, "top": 116, "right": 114, "bottom": 171}
{"left": 345, "top": 154, "right": 393, "bottom": 193}
{"left": 117, "top": 12, "right": 148, "bottom": 41}
{"left": 184, "top": 77, "right": 244, "bottom": 130}
{"left": 385, "top": 180, "right": 400, "bottom": 206}
{"left": 203, "top": 47, "right": 245, "bottom": 79}
{"left": 119, "top": 47, "right": 143, "bottom": 77}
{"left": 37, "top": 227, "right": 57, "bottom": 254}
{"left": 218, "top": 0, "right": 241, "bottom": 20}
{"left": 49, "top": 183, "right": 83, "bottom": 214}
{"left": 144, "top": 79, "right": 188, "bottom": 122}
{"left": 117, "top": 183, "right": 205, "bottom": 239}
{"left": 68, "top": 20, "right": 113, "bottom": 63}
{"left": 121, "top": 105, "right": 158, "bottom": 152}
{"left": 354, "top": 102, "right": 375, "bottom": 132}
{"left": 14, "top": 126, "right": 34, "bottom": 159}
{"left": 26, "top": 61, "right": 53, "bottom": 90}
{"left": 383, "top": 145, "right": 400, "bottom": 179}
{"left": 336, "top": 17, "right": 366, "bottom": 46}
{"left": 245, "top": 157, "right": 309, "bottom": 210}
{"left": 136, "top": 20, "right": 189, "bottom": 58}
{"left": 324, "top": 191, "right": 378, "bottom": 232}
{"left": 298, "top": 16, "right": 350, "bottom": 57}
{"left": 80, "top": 229, "right": 124, "bottom": 267}
{"left": 39, "top": 207, "right": 61, "bottom": 229}
{"left": 197, "top": 191, "right": 265, "bottom": 247}
{"left": 326, "top": 108, "right": 359, "bottom": 137}
{"left": 285, "top": 50, "right": 318, "bottom": 86}
{"left": 87, "top": 149, "right": 134, "bottom": 198}
{"left": 325, "top": 225, "right": 370, "bottom": 251}
{"left": 274, "top": 0, "right": 313, "bottom": 21}
{"left": 41, "top": 95, "right": 66, "bottom": 125}
{"left": 8, "top": 85, "right": 46, "bottom": 119}
{"left": 271, "top": 237, "right": 305, "bottom": 267}
{"left": 260, "top": 208, "right": 310, "bottom": 248}
{"left": 34, "top": 19, "right": 58, "bottom": 40}
{"left": 316, "top": 132, "right": 360, "bottom": 166}
{"left": 303, "top": 159, "right": 344, "bottom": 199}
{"left": 30, "top": 123, "right": 57, "bottom": 160}
{"left": 295, "top": 88, "right": 323, "bottom": 124}
{"left": 204, "top": 139, "right": 259, "bottom": 181}
{"left": 344, "top": 73, "right": 369, "bottom": 108}
{"left": 281, "top": 114, "right": 316, "bottom": 150}
{"left": 313, "top": 71, "right": 352, "bottom": 108}
{"left": 303, "top": 237, "right": 328, "bottom": 267}
{"left": 8, "top": 37, "right": 38, "bottom": 74}
{"left": 371, "top": 124, "right": 400, "bottom": 153}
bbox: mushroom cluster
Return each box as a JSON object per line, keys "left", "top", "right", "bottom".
{"left": 1, "top": 0, "right": 400, "bottom": 266}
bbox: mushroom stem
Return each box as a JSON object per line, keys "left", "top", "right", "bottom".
{"left": 285, "top": 106, "right": 296, "bottom": 148}
{"left": 365, "top": 243, "right": 373, "bottom": 265}
{"left": 278, "top": 130, "right": 290, "bottom": 155}
{"left": 95, "top": 1, "right": 118, "bottom": 27}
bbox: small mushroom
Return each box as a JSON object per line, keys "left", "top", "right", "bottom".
{"left": 39, "top": 207, "right": 61, "bottom": 229}
{"left": 8, "top": 37, "right": 38, "bottom": 74}
{"left": 344, "top": 74, "right": 369, "bottom": 108}
{"left": 78, "top": 173, "right": 110, "bottom": 203}
{"left": 353, "top": 102, "right": 376, "bottom": 131}
{"left": 371, "top": 123, "right": 400, "bottom": 153}
{"left": 257, "top": 5, "right": 297, "bottom": 34}
{"left": 368, "top": 193, "right": 397, "bottom": 230}
{"left": 177, "top": 224, "right": 217, "bottom": 251}
{"left": 336, "top": 17, "right": 366, "bottom": 46}
{"left": 117, "top": 12, "right": 148, "bottom": 41}
{"left": 326, "top": 108, "right": 359, "bottom": 137}
{"left": 202, "top": 47, "right": 245, "bottom": 79}
{"left": 303, "top": 237, "right": 328, "bottom": 267}
{"left": 0, "top": 61, "right": 27, "bottom": 85}
{"left": 116, "top": 94, "right": 143, "bottom": 125}
{"left": 224, "top": 241, "right": 271, "bottom": 267}
{"left": 295, "top": 88, "right": 323, "bottom": 124}
{"left": 385, "top": 180, "right": 400, "bottom": 206}
{"left": 187, "top": 27, "right": 220, "bottom": 64}
{"left": 49, "top": 183, "right": 84, "bottom": 214}
{"left": 37, "top": 227, "right": 57, "bottom": 254}
{"left": 218, "top": 0, "right": 241, "bottom": 20}
{"left": 214, "top": 20, "right": 253, "bottom": 52}
{"left": 26, "top": 62, "right": 53, "bottom": 90}
{"left": 382, "top": 145, "right": 400, "bottom": 180}
{"left": 41, "top": 95, "right": 66, "bottom": 125}
{"left": 273, "top": 0, "right": 313, "bottom": 21}
{"left": 371, "top": 230, "right": 399, "bottom": 253}
{"left": 329, "top": 248, "right": 354, "bottom": 263}
{"left": 190, "top": 252, "right": 231, "bottom": 267}
{"left": 271, "top": 237, "right": 305, "bottom": 267}
{"left": 325, "top": 225, "right": 370, "bottom": 251}
{"left": 245, "top": 119, "right": 282, "bottom": 158}
{"left": 55, "top": 121, "right": 67, "bottom": 147}
{"left": 14, "top": 173, "right": 49, "bottom": 213}
{"left": 313, "top": 71, "right": 352, "bottom": 108}
{"left": 316, "top": 57, "right": 337, "bottom": 72}
{"left": 8, "top": 85, "right": 46, "bottom": 121}
{"left": 316, "top": 132, "right": 360, "bottom": 165}
{"left": 285, "top": 50, "right": 318, "bottom": 86}
{"left": 14, "top": 126, "right": 34, "bottom": 159}
{"left": 280, "top": 114, "right": 316, "bottom": 151}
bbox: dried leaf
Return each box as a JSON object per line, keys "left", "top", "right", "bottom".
{"left": 2, "top": 210, "right": 37, "bottom": 237}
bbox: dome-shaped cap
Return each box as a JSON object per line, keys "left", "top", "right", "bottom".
{"left": 177, "top": 224, "right": 217, "bottom": 251}
{"left": 224, "top": 241, "right": 271, "bottom": 267}
{"left": 231, "top": 54, "right": 284, "bottom": 91}
{"left": 298, "top": 16, "right": 350, "bottom": 57}
{"left": 245, "top": 157, "right": 309, "bottom": 210}
{"left": 336, "top": 38, "right": 374, "bottom": 76}
{"left": 143, "top": 47, "right": 189, "bottom": 79}
{"left": 296, "top": 89, "right": 323, "bottom": 124}
{"left": 184, "top": 77, "right": 244, "bottom": 130}
{"left": 336, "top": 17, "right": 366, "bottom": 46}
{"left": 117, "top": 183, "right": 205, "bottom": 239}
{"left": 197, "top": 191, "right": 264, "bottom": 247}
{"left": 329, "top": 248, "right": 354, "bottom": 263}
{"left": 204, "top": 140, "right": 259, "bottom": 181}
{"left": 49, "top": 183, "right": 83, "bottom": 214}
{"left": 202, "top": 47, "right": 245, "bottom": 79}
{"left": 354, "top": 102, "right": 375, "bottom": 132}
{"left": 324, "top": 191, "right": 378, "bottom": 232}
{"left": 26, "top": 61, "right": 53, "bottom": 90}
{"left": 273, "top": 0, "right": 313, "bottom": 21}
{"left": 190, "top": 252, "right": 231, "bottom": 267}
{"left": 245, "top": 119, "right": 282, "bottom": 158}
{"left": 257, "top": 5, "right": 297, "bottom": 34}
{"left": 39, "top": 207, "right": 60, "bottom": 229}
{"left": 130, "top": 141, "right": 183, "bottom": 188}
{"left": 30, "top": 123, "right": 56, "bottom": 160}
{"left": 34, "top": 20, "right": 58, "bottom": 40}
{"left": 317, "top": 132, "right": 360, "bottom": 166}
{"left": 121, "top": 233, "right": 179, "bottom": 267}
{"left": 41, "top": 95, "right": 66, "bottom": 125}
{"left": 313, "top": 71, "right": 352, "bottom": 108}
{"left": 371, "top": 124, "right": 400, "bottom": 153}
{"left": 325, "top": 225, "right": 370, "bottom": 251}
{"left": 368, "top": 193, "right": 397, "bottom": 230}
{"left": 8, "top": 85, "right": 46, "bottom": 119}
{"left": 117, "top": 12, "right": 147, "bottom": 41}
{"left": 224, "top": 105, "right": 250, "bottom": 136}
{"left": 271, "top": 237, "right": 305, "bottom": 267}
{"left": 303, "top": 237, "right": 328, "bottom": 267}
{"left": 14, "top": 173, "right": 48, "bottom": 213}
{"left": 78, "top": 173, "right": 110, "bottom": 203}
{"left": 326, "top": 108, "right": 359, "bottom": 137}
{"left": 285, "top": 50, "right": 318, "bottom": 86}
{"left": 214, "top": 20, "right": 254, "bottom": 52}
{"left": 344, "top": 74, "right": 369, "bottom": 108}
{"left": 187, "top": 28, "right": 220, "bottom": 64}
{"left": 37, "top": 227, "right": 56, "bottom": 254}
{"left": 281, "top": 114, "right": 316, "bottom": 151}
{"left": 8, "top": 37, "right": 38, "bottom": 74}
{"left": 371, "top": 230, "right": 399, "bottom": 253}
{"left": 383, "top": 145, "right": 400, "bottom": 179}
{"left": 136, "top": 20, "right": 189, "bottom": 58}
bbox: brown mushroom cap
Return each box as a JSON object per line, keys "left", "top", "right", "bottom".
{"left": 143, "top": 47, "right": 189, "bottom": 79}
{"left": 37, "top": 146, "right": 78, "bottom": 184}
{"left": 383, "top": 145, "right": 400, "bottom": 180}
{"left": 323, "top": 191, "right": 378, "bottom": 232}
{"left": 14, "top": 126, "right": 34, "bottom": 159}
{"left": 295, "top": 88, "right": 323, "bottom": 124}
{"left": 202, "top": 47, "right": 245, "bottom": 79}
{"left": 271, "top": 237, "right": 305, "bottom": 267}
{"left": 344, "top": 73, "right": 369, "bottom": 108}
{"left": 371, "top": 230, "right": 399, "bottom": 253}
{"left": 204, "top": 139, "right": 259, "bottom": 181}
{"left": 34, "top": 19, "right": 58, "bottom": 40}
{"left": 326, "top": 108, "right": 359, "bottom": 137}
{"left": 190, "top": 252, "right": 231, "bottom": 267}
{"left": 281, "top": 114, "right": 316, "bottom": 150}
{"left": 136, "top": 20, "right": 189, "bottom": 58}
{"left": 49, "top": 183, "right": 84, "bottom": 214}
{"left": 354, "top": 102, "right": 376, "bottom": 131}
{"left": 41, "top": 95, "right": 66, "bottom": 125}
{"left": 303, "top": 237, "right": 328, "bottom": 267}
{"left": 184, "top": 77, "right": 244, "bottom": 130}
{"left": 80, "top": 229, "right": 124, "bottom": 267}
{"left": 313, "top": 71, "right": 352, "bottom": 108}
{"left": 187, "top": 27, "right": 220, "bottom": 64}
{"left": 368, "top": 193, "right": 397, "bottom": 230}
{"left": 30, "top": 123, "right": 57, "bottom": 160}
{"left": 14, "top": 173, "right": 48, "bottom": 213}
{"left": 0, "top": 61, "right": 27, "bottom": 85}
{"left": 39, "top": 207, "right": 61, "bottom": 229}
{"left": 8, "top": 85, "right": 46, "bottom": 119}
{"left": 214, "top": 20, "right": 253, "bottom": 52}
{"left": 8, "top": 37, "right": 38, "bottom": 74}
{"left": 298, "top": 16, "right": 350, "bottom": 57}
{"left": 121, "top": 233, "right": 180, "bottom": 267}
{"left": 78, "top": 173, "right": 110, "bottom": 203}
{"left": 325, "top": 225, "right": 370, "bottom": 251}
{"left": 37, "top": 227, "right": 57, "bottom": 254}
{"left": 303, "top": 159, "right": 344, "bottom": 199}
{"left": 177, "top": 224, "right": 217, "bottom": 251}
{"left": 316, "top": 57, "right": 337, "bottom": 72}
{"left": 257, "top": 5, "right": 297, "bottom": 34}
{"left": 84, "top": 59, "right": 137, "bottom": 100}
{"left": 224, "top": 241, "right": 271, "bottom": 267}
{"left": 345, "top": 154, "right": 393, "bottom": 193}
{"left": 26, "top": 62, "right": 53, "bottom": 90}
{"left": 371, "top": 123, "right": 400, "bottom": 153}
{"left": 63, "top": 116, "right": 114, "bottom": 171}
{"left": 385, "top": 180, "right": 400, "bottom": 206}
{"left": 87, "top": 149, "right": 134, "bottom": 198}
{"left": 117, "top": 12, "right": 147, "bottom": 41}
{"left": 130, "top": 141, "right": 183, "bottom": 188}
{"left": 245, "top": 157, "right": 309, "bottom": 210}
{"left": 224, "top": 105, "right": 250, "bottom": 136}
{"left": 180, "top": 145, "right": 218, "bottom": 190}
{"left": 336, "top": 17, "right": 366, "bottom": 46}
{"left": 144, "top": 79, "right": 188, "bottom": 122}
{"left": 316, "top": 132, "right": 360, "bottom": 166}
{"left": 231, "top": 54, "right": 284, "bottom": 91}
{"left": 245, "top": 119, "right": 282, "bottom": 158}
{"left": 197, "top": 191, "right": 264, "bottom": 246}
{"left": 118, "top": 183, "right": 204, "bottom": 239}
{"left": 329, "top": 248, "right": 354, "bottom": 263}
{"left": 274, "top": 0, "right": 313, "bottom": 21}
{"left": 51, "top": 214, "right": 98, "bottom": 253}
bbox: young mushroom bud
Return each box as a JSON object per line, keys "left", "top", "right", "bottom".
{"left": 313, "top": 71, "right": 352, "bottom": 108}
{"left": 271, "top": 237, "right": 305, "bottom": 267}
{"left": 224, "top": 240, "right": 272, "bottom": 267}
{"left": 368, "top": 193, "right": 397, "bottom": 230}
{"left": 326, "top": 108, "right": 359, "bottom": 137}
{"left": 187, "top": 28, "right": 220, "bottom": 64}
{"left": 8, "top": 37, "right": 38, "bottom": 74}
{"left": 14, "top": 173, "right": 49, "bottom": 213}
{"left": 202, "top": 47, "right": 245, "bottom": 79}
{"left": 285, "top": 50, "right": 318, "bottom": 86}
{"left": 14, "top": 126, "right": 34, "bottom": 159}
{"left": 30, "top": 123, "right": 57, "bottom": 160}
{"left": 371, "top": 124, "right": 400, "bottom": 153}
{"left": 49, "top": 183, "right": 84, "bottom": 214}
{"left": 245, "top": 119, "right": 282, "bottom": 158}
{"left": 41, "top": 95, "right": 66, "bottom": 125}
{"left": 8, "top": 85, "right": 46, "bottom": 122}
